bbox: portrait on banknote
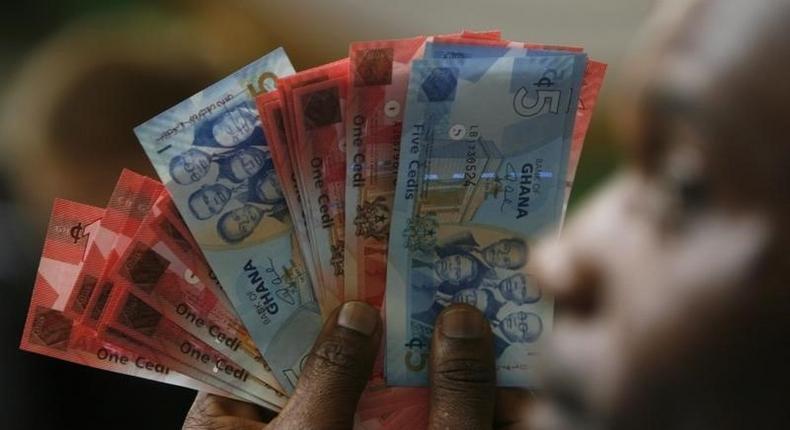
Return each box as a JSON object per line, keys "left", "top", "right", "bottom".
{"left": 191, "top": 100, "right": 264, "bottom": 149}
{"left": 138, "top": 48, "right": 322, "bottom": 393}
{"left": 161, "top": 99, "right": 291, "bottom": 247}
{"left": 407, "top": 224, "right": 545, "bottom": 358}
{"left": 452, "top": 273, "right": 542, "bottom": 315}
{"left": 170, "top": 146, "right": 269, "bottom": 185}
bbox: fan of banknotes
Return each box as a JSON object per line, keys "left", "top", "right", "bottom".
{"left": 20, "top": 30, "right": 605, "bottom": 428}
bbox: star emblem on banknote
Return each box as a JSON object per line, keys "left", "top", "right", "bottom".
{"left": 403, "top": 213, "right": 439, "bottom": 252}
{"left": 354, "top": 196, "right": 391, "bottom": 241}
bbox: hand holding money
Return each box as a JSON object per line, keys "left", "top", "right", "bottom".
{"left": 19, "top": 29, "right": 605, "bottom": 429}
{"left": 16, "top": 0, "right": 790, "bottom": 427}
{"left": 184, "top": 303, "right": 532, "bottom": 430}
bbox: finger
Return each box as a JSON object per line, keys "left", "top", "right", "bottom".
{"left": 429, "top": 304, "right": 496, "bottom": 430}
{"left": 268, "top": 301, "right": 381, "bottom": 430}
{"left": 183, "top": 392, "right": 272, "bottom": 430}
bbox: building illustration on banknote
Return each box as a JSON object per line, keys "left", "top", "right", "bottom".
{"left": 413, "top": 135, "right": 503, "bottom": 224}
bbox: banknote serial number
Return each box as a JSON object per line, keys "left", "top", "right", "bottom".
{"left": 463, "top": 139, "right": 480, "bottom": 187}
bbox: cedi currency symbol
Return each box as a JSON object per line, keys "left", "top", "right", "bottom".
{"left": 69, "top": 223, "right": 86, "bottom": 244}
{"left": 69, "top": 219, "right": 98, "bottom": 260}
{"left": 513, "top": 69, "right": 562, "bottom": 118}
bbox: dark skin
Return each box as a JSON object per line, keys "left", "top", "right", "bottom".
{"left": 530, "top": 0, "right": 790, "bottom": 428}
{"left": 186, "top": 0, "right": 790, "bottom": 428}
{"left": 184, "top": 303, "right": 526, "bottom": 430}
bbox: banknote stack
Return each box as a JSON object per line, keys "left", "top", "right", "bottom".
{"left": 21, "top": 30, "right": 605, "bottom": 428}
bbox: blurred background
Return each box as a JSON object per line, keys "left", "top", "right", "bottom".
{"left": 0, "top": 1, "right": 645, "bottom": 428}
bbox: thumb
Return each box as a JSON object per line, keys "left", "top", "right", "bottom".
{"left": 268, "top": 301, "right": 381, "bottom": 430}
{"left": 429, "top": 304, "right": 496, "bottom": 430}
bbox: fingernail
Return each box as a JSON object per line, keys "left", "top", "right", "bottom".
{"left": 337, "top": 301, "right": 379, "bottom": 336}
{"left": 440, "top": 307, "right": 485, "bottom": 339}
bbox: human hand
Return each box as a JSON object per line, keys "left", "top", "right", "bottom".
{"left": 427, "top": 304, "right": 531, "bottom": 430}
{"left": 183, "top": 302, "right": 531, "bottom": 430}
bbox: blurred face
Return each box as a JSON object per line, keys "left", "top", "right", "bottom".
{"left": 435, "top": 254, "right": 475, "bottom": 284}
{"left": 172, "top": 149, "right": 211, "bottom": 185}
{"left": 500, "top": 311, "right": 542, "bottom": 343}
{"left": 499, "top": 273, "right": 541, "bottom": 304}
{"left": 228, "top": 148, "right": 266, "bottom": 181}
{"left": 529, "top": 2, "right": 784, "bottom": 429}
{"left": 483, "top": 239, "right": 526, "bottom": 269}
{"left": 219, "top": 205, "right": 263, "bottom": 243}
{"left": 190, "top": 184, "right": 231, "bottom": 220}
{"left": 213, "top": 107, "right": 256, "bottom": 147}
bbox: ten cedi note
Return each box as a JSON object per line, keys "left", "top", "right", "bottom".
{"left": 385, "top": 53, "right": 586, "bottom": 386}
{"left": 135, "top": 48, "right": 322, "bottom": 393}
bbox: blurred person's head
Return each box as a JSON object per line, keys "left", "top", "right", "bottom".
{"left": 531, "top": 1, "right": 790, "bottom": 429}
{"left": 0, "top": 3, "right": 278, "bottom": 233}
